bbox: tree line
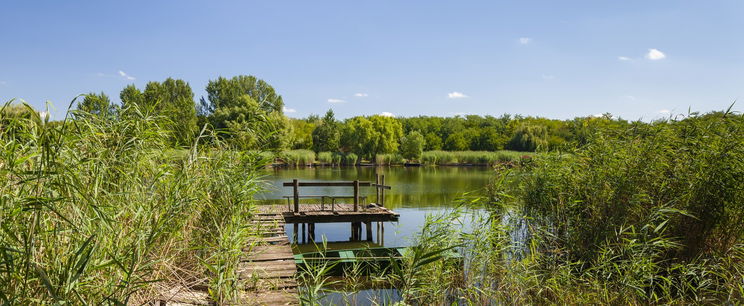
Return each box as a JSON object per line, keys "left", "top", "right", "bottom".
{"left": 67, "top": 75, "right": 640, "bottom": 160}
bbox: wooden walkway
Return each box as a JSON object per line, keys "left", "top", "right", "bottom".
{"left": 240, "top": 210, "right": 299, "bottom": 305}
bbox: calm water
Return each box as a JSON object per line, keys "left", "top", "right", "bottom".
{"left": 257, "top": 166, "right": 494, "bottom": 250}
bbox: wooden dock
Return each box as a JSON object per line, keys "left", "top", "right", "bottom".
{"left": 241, "top": 210, "right": 299, "bottom": 305}
{"left": 156, "top": 178, "right": 398, "bottom": 305}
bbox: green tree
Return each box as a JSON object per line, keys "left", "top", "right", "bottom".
{"left": 507, "top": 124, "right": 548, "bottom": 151}
{"left": 400, "top": 131, "right": 426, "bottom": 161}
{"left": 444, "top": 132, "right": 469, "bottom": 150}
{"left": 119, "top": 79, "right": 197, "bottom": 145}
{"left": 424, "top": 132, "right": 443, "bottom": 150}
{"left": 144, "top": 78, "right": 198, "bottom": 145}
{"left": 342, "top": 115, "right": 403, "bottom": 160}
{"left": 312, "top": 110, "right": 341, "bottom": 152}
{"left": 204, "top": 75, "right": 289, "bottom": 150}
{"left": 77, "top": 92, "right": 118, "bottom": 118}
{"left": 119, "top": 85, "right": 144, "bottom": 113}
{"left": 204, "top": 75, "right": 283, "bottom": 113}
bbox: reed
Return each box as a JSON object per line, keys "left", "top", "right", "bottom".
{"left": 421, "top": 150, "right": 531, "bottom": 166}
{"left": 277, "top": 149, "right": 316, "bottom": 166}
{"left": 0, "top": 100, "right": 265, "bottom": 304}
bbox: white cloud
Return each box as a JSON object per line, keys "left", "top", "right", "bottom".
{"left": 354, "top": 93, "right": 368, "bottom": 97}
{"left": 379, "top": 112, "right": 394, "bottom": 117}
{"left": 591, "top": 113, "right": 604, "bottom": 118}
{"left": 327, "top": 98, "right": 346, "bottom": 104}
{"left": 283, "top": 106, "right": 296, "bottom": 113}
{"left": 519, "top": 37, "right": 532, "bottom": 45}
{"left": 646, "top": 49, "right": 666, "bottom": 60}
{"left": 659, "top": 109, "right": 671, "bottom": 114}
{"left": 618, "top": 56, "right": 632, "bottom": 61}
{"left": 118, "top": 70, "right": 136, "bottom": 80}
{"left": 541, "top": 74, "right": 556, "bottom": 80}
{"left": 447, "top": 92, "right": 469, "bottom": 99}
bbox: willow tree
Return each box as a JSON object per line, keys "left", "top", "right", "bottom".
{"left": 342, "top": 115, "right": 403, "bottom": 160}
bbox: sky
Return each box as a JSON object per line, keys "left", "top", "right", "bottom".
{"left": 1, "top": 1, "right": 743, "bottom": 121}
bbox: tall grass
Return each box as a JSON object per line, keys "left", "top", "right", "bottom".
{"left": 277, "top": 149, "right": 315, "bottom": 166}
{"left": 0, "top": 101, "right": 265, "bottom": 304}
{"left": 421, "top": 150, "right": 530, "bottom": 166}
{"left": 374, "top": 153, "right": 404, "bottom": 165}
{"left": 393, "top": 110, "right": 744, "bottom": 304}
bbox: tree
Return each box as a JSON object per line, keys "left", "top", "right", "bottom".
{"left": 444, "top": 132, "right": 469, "bottom": 151}
{"left": 507, "top": 124, "right": 548, "bottom": 151}
{"left": 424, "top": 132, "right": 442, "bottom": 150}
{"left": 311, "top": 110, "right": 341, "bottom": 152}
{"left": 119, "top": 79, "right": 198, "bottom": 145}
{"left": 120, "top": 85, "right": 144, "bottom": 113}
{"left": 204, "top": 75, "right": 283, "bottom": 114}
{"left": 77, "top": 92, "right": 118, "bottom": 118}
{"left": 204, "top": 75, "right": 289, "bottom": 150}
{"left": 342, "top": 115, "right": 403, "bottom": 159}
{"left": 400, "top": 131, "right": 425, "bottom": 161}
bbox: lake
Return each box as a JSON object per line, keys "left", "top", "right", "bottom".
{"left": 257, "top": 166, "right": 494, "bottom": 251}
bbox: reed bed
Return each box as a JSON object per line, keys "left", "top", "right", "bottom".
{"left": 421, "top": 150, "right": 530, "bottom": 166}
{"left": 296, "top": 110, "right": 744, "bottom": 305}
{"left": 277, "top": 149, "right": 316, "bottom": 166}
{"left": 0, "top": 101, "right": 265, "bottom": 304}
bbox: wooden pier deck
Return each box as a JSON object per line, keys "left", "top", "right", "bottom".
{"left": 241, "top": 210, "right": 299, "bottom": 305}
{"left": 258, "top": 203, "right": 400, "bottom": 223}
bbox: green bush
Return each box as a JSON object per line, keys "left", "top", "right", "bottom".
{"left": 317, "top": 151, "right": 333, "bottom": 165}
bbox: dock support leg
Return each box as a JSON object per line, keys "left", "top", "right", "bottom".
{"left": 293, "top": 223, "right": 298, "bottom": 243}
{"left": 365, "top": 221, "right": 372, "bottom": 241}
{"left": 350, "top": 222, "right": 357, "bottom": 241}
{"left": 301, "top": 223, "right": 306, "bottom": 244}
{"left": 308, "top": 223, "right": 315, "bottom": 241}
{"left": 381, "top": 223, "right": 385, "bottom": 245}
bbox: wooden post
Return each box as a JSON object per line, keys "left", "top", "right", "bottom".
{"left": 302, "top": 223, "right": 306, "bottom": 244}
{"left": 375, "top": 173, "right": 380, "bottom": 204}
{"left": 293, "top": 223, "right": 298, "bottom": 243}
{"left": 309, "top": 223, "right": 315, "bottom": 241}
{"left": 379, "top": 175, "right": 385, "bottom": 207}
{"left": 353, "top": 180, "right": 360, "bottom": 212}
{"left": 381, "top": 223, "right": 385, "bottom": 245}
{"left": 365, "top": 221, "right": 372, "bottom": 241}
{"left": 293, "top": 179, "right": 299, "bottom": 213}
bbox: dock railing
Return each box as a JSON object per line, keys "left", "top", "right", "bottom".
{"left": 282, "top": 177, "right": 391, "bottom": 213}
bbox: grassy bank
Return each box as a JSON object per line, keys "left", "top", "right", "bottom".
{"left": 0, "top": 102, "right": 266, "bottom": 304}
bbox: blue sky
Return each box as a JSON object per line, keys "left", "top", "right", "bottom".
{"left": 1, "top": 1, "right": 742, "bottom": 120}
